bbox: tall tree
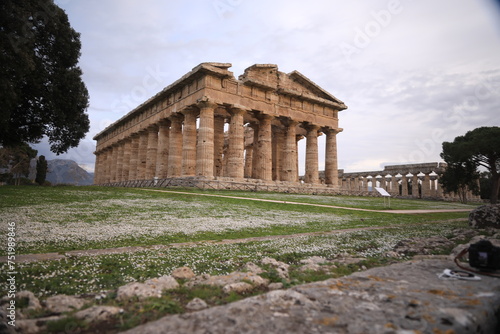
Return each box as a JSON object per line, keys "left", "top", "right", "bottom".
{"left": 440, "top": 126, "right": 500, "bottom": 204}
{"left": 0, "top": 0, "right": 90, "bottom": 154}
{"left": 0, "top": 144, "right": 38, "bottom": 185}
{"left": 35, "top": 155, "right": 47, "bottom": 185}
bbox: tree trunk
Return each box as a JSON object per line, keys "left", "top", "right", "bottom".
{"left": 491, "top": 173, "right": 499, "bottom": 204}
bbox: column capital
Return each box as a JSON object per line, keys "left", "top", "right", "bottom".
{"left": 228, "top": 105, "right": 248, "bottom": 115}
{"left": 147, "top": 124, "right": 159, "bottom": 132}
{"left": 322, "top": 127, "right": 344, "bottom": 135}
{"left": 279, "top": 117, "right": 299, "bottom": 128}
{"left": 302, "top": 122, "right": 320, "bottom": 133}
{"left": 197, "top": 96, "right": 218, "bottom": 110}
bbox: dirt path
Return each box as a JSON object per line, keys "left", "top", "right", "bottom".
{"left": 140, "top": 188, "right": 473, "bottom": 214}
{"left": 1, "top": 219, "right": 467, "bottom": 263}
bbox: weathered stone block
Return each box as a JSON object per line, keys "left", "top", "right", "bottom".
{"left": 469, "top": 204, "right": 500, "bottom": 229}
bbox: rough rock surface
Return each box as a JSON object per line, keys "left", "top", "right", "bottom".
{"left": 74, "top": 306, "right": 122, "bottom": 324}
{"left": 185, "top": 271, "right": 269, "bottom": 289}
{"left": 469, "top": 204, "right": 500, "bottom": 229}
{"left": 44, "top": 294, "right": 85, "bottom": 314}
{"left": 116, "top": 275, "right": 179, "bottom": 301}
{"left": 122, "top": 259, "right": 500, "bottom": 334}
{"left": 185, "top": 298, "right": 208, "bottom": 311}
{"left": 171, "top": 266, "right": 196, "bottom": 280}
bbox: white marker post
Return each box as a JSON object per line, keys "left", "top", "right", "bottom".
{"left": 375, "top": 187, "right": 391, "bottom": 208}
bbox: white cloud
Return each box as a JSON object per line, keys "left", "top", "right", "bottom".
{"left": 43, "top": 0, "right": 500, "bottom": 174}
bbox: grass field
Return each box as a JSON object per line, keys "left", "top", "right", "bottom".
{"left": 0, "top": 185, "right": 477, "bottom": 298}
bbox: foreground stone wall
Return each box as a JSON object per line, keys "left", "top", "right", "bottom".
{"left": 124, "top": 259, "right": 500, "bottom": 334}
{"left": 94, "top": 63, "right": 347, "bottom": 189}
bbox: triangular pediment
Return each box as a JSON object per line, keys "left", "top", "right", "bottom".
{"left": 286, "top": 70, "right": 345, "bottom": 106}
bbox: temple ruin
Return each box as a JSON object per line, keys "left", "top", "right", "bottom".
{"left": 93, "top": 63, "right": 347, "bottom": 190}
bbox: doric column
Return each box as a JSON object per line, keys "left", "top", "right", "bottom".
{"left": 167, "top": 114, "right": 183, "bottom": 177}
{"left": 391, "top": 175, "right": 398, "bottom": 194}
{"left": 422, "top": 173, "right": 431, "bottom": 198}
{"left": 214, "top": 115, "right": 225, "bottom": 177}
{"left": 304, "top": 124, "right": 320, "bottom": 184}
{"left": 272, "top": 126, "right": 284, "bottom": 181}
{"left": 324, "top": 128, "right": 342, "bottom": 186}
{"left": 250, "top": 122, "right": 259, "bottom": 179}
{"left": 255, "top": 114, "right": 273, "bottom": 181}
{"left": 281, "top": 119, "right": 298, "bottom": 182}
{"left": 412, "top": 174, "right": 419, "bottom": 198}
{"left": 244, "top": 144, "right": 253, "bottom": 178}
{"left": 128, "top": 133, "right": 140, "bottom": 180}
{"left": 121, "top": 138, "right": 131, "bottom": 182}
{"left": 145, "top": 124, "right": 159, "bottom": 179}
{"left": 401, "top": 174, "right": 408, "bottom": 196}
{"left": 436, "top": 175, "right": 444, "bottom": 198}
{"left": 226, "top": 107, "right": 245, "bottom": 179}
{"left": 137, "top": 130, "right": 149, "bottom": 180}
{"left": 155, "top": 120, "right": 170, "bottom": 179}
{"left": 371, "top": 176, "right": 377, "bottom": 190}
{"left": 196, "top": 100, "right": 217, "bottom": 178}
{"left": 182, "top": 108, "right": 197, "bottom": 177}
{"left": 116, "top": 141, "right": 124, "bottom": 183}
{"left": 94, "top": 151, "right": 103, "bottom": 184}
{"left": 110, "top": 145, "right": 119, "bottom": 183}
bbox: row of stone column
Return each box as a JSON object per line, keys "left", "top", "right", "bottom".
{"left": 340, "top": 173, "right": 444, "bottom": 198}
{"left": 94, "top": 100, "right": 341, "bottom": 186}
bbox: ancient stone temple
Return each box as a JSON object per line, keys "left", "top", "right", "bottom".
{"left": 93, "top": 63, "right": 347, "bottom": 190}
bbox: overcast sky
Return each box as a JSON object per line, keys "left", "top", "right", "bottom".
{"left": 33, "top": 0, "right": 500, "bottom": 174}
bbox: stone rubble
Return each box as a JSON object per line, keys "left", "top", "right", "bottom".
{"left": 469, "top": 204, "right": 500, "bottom": 229}
{"left": 2, "top": 230, "right": 499, "bottom": 333}
{"left": 123, "top": 259, "right": 500, "bottom": 334}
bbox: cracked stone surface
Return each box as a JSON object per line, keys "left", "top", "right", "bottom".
{"left": 122, "top": 259, "right": 500, "bottom": 334}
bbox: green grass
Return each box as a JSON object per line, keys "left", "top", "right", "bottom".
{"left": 0, "top": 186, "right": 473, "bottom": 255}
{"left": 0, "top": 185, "right": 483, "bottom": 333}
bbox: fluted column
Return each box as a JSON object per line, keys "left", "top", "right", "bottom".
{"left": 281, "top": 119, "right": 298, "bottom": 182}
{"left": 137, "top": 130, "right": 149, "bottom": 180}
{"left": 116, "top": 141, "right": 124, "bottom": 182}
{"left": 244, "top": 145, "right": 253, "bottom": 178}
{"left": 324, "top": 128, "right": 342, "bottom": 186}
{"left": 146, "top": 125, "right": 159, "bottom": 179}
{"left": 272, "top": 126, "right": 284, "bottom": 181}
{"left": 111, "top": 145, "right": 119, "bottom": 183}
{"left": 155, "top": 120, "right": 170, "bottom": 179}
{"left": 214, "top": 115, "right": 225, "bottom": 177}
{"left": 250, "top": 123, "right": 259, "bottom": 179}
{"left": 94, "top": 151, "right": 103, "bottom": 184}
{"left": 182, "top": 108, "right": 198, "bottom": 177}
{"left": 196, "top": 100, "right": 216, "bottom": 178}
{"left": 167, "top": 114, "right": 183, "bottom": 177}
{"left": 412, "top": 174, "right": 419, "bottom": 198}
{"left": 121, "top": 138, "right": 131, "bottom": 182}
{"left": 422, "top": 173, "right": 431, "bottom": 198}
{"left": 255, "top": 114, "right": 273, "bottom": 181}
{"left": 226, "top": 107, "right": 245, "bottom": 179}
{"left": 304, "top": 124, "right": 320, "bottom": 184}
{"left": 128, "top": 133, "right": 140, "bottom": 180}
{"left": 401, "top": 174, "right": 408, "bottom": 196}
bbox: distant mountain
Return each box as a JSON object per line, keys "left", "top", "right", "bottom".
{"left": 46, "top": 159, "right": 94, "bottom": 185}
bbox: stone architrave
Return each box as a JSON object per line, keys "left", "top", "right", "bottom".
{"left": 167, "top": 114, "right": 183, "bottom": 178}
{"left": 182, "top": 108, "right": 198, "bottom": 177}
{"left": 155, "top": 120, "right": 170, "bottom": 179}
{"left": 196, "top": 100, "right": 217, "bottom": 178}
{"left": 304, "top": 124, "right": 320, "bottom": 184}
